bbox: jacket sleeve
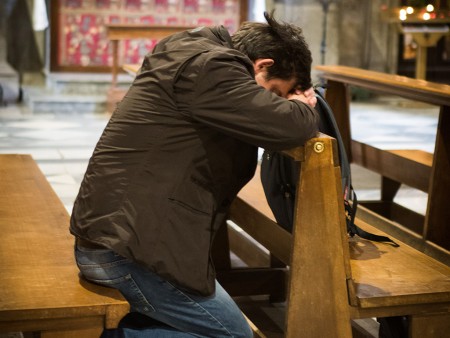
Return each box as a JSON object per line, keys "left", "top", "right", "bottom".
{"left": 175, "top": 51, "right": 320, "bottom": 151}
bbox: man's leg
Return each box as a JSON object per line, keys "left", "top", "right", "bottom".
{"left": 75, "top": 243, "right": 252, "bottom": 338}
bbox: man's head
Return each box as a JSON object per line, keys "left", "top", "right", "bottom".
{"left": 232, "top": 11, "right": 312, "bottom": 93}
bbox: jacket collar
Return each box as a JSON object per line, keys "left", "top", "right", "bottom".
{"left": 188, "top": 26, "right": 233, "bottom": 49}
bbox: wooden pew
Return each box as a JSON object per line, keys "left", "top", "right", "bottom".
{"left": 218, "top": 135, "right": 450, "bottom": 337}
{"left": 0, "top": 154, "right": 265, "bottom": 338}
{"left": 105, "top": 24, "right": 193, "bottom": 113}
{"left": 351, "top": 140, "right": 433, "bottom": 236}
{"left": 106, "top": 24, "right": 194, "bottom": 88}
{"left": 0, "top": 154, "right": 130, "bottom": 337}
{"left": 315, "top": 65, "right": 450, "bottom": 258}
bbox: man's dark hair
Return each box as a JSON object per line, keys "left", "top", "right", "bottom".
{"left": 232, "top": 11, "right": 312, "bottom": 91}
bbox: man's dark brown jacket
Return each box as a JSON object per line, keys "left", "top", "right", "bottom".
{"left": 70, "top": 26, "right": 319, "bottom": 296}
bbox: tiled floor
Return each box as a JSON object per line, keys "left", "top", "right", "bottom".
{"left": 0, "top": 103, "right": 109, "bottom": 213}
{"left": 0, "top": 94, "right": 438, "bottom": 215}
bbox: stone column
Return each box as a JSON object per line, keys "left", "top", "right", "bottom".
{"left": 269, "top": 0, "right": 340, "bottom": 84}
{"left": 267, "top": 0, "right": 400, "bottom": 81}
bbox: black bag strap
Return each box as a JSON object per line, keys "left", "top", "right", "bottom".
{"left": 315, "top": 89, "right": 351, "bottom": 197}
{"left": 314, "top": 87, "right": 399, "bottom": 247}
{"left": 344, "top": 188, "right": 399, "bottom": 247}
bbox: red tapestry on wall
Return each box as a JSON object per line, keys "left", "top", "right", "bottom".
{"left": 55, "top": 0, "right": 242, "bottom": 70}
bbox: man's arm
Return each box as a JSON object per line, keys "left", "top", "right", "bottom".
{"left": 177, "top": 53, "right": 320, "bottom": 150}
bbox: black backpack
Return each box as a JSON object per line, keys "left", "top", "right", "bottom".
{"left": 260, "top": 88, "right": 399, "bottom": 246}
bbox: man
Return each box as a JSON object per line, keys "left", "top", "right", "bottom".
{"left": 71, "top": 12, "right": 319, "bottom": 337}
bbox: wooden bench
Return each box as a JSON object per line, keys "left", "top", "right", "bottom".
{"left": 351, "top": 140, "right": 433, "bottom": 236}
{"left": 0, "top": 154, "right": 129, "bottom": 337}
{"left": 105, "top": 24, "right": 193, "bottom": 113}
{"left": 215, "top": 135, "right": 450, "bottom": 337}
{"left": 315, "top": 65, "right": 450, "bottom": 258}
{"left": 106, "top": 24, "right": 194, "bottom": 88}
{"left": 0, "top": 154, "right": 265, "bottom": 337}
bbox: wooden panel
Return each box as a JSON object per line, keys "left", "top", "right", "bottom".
{"left": 322, "top": 79, "right": 352, "bottom": 161}
{"left": 0, "top": 154, "right": 129, "bottom": 333}
{"left": 227, "top": 137, "right": 354, "bottom": 336}
{"left": 424, "top": 105, "right": 450, "bottom": 249}
{"left": 316, "top": 65, "right": 450, "bottom": 106}
{"left": 316, "top": 65, "right": 450, "bottom": 251}
{"left": 226, "top": 140, "right": 450, "bottom": 318}
{"left": 388, "top": 149, "right": 433, "bottom": 167}
{"left": 123, "top": 63, "right": 140, "bottom": 75}
{"left": 350, "top": 301, "right": 450, "bottom": 320}
{"left": 106, "top": 24, "right": 194, "bottom": 40}
{"left": 217, "top": 268, "right": 286, "bottom": 299}
{"left": 41, "top": 327, "right": 103, "bottom": 338}
{"left": 359, "top": 201, "right": 425, "bottom": 235}
{"left": 409, "top": 312, "right": 450, "bottom": 338}
{"left": 350, "top": 219, "right": 450, "bottom": 309}
{"left": 351, "top": 140, "right": 432, "bottom": 192}
{"left": 355, "top": 205, "right": 450, "bottom": 267}
{"left": 227, "top": 222, "right": 270, "bottom": 268}
{"left": 229, "top": 154, "right": 450, "bottom": 311}
{"left": 0, "top": 316, "right": 103, "bottom": 334}
{"left": 286, "top": 137, "right": 352, "bottom": 338}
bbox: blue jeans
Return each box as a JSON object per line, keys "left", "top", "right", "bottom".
{"left": 74, "top": 243, "right": 253, "bottom": 338}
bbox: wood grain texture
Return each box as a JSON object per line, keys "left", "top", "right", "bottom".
{"left": 226, "top": 136, "right": 450, "bottom": 336}
{"left": 0, "top": 154, "right": 129, "bottom": 336}
{"left": 316, "top": 65, "right": 450, "bottom": 252}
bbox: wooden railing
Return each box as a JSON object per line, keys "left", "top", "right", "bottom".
{"left": 315, "top": 65, "right": 450, "bottom": 258}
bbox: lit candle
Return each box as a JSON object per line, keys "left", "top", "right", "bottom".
{"left": 399, "top": 8, "right": 407, "bottom": 20}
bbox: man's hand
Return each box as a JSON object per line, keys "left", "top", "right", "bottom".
{"left": 288, "top": 87, "right": 317, "bottom": 108}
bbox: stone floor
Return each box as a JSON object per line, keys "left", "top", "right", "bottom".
{"left": 0, "top": 92, "right": 438, "bottom": 215}
{"left": 0, "top": 103, "right": 110, "bottom": 213}
{"left": 348, "top": 97, "right": 437, "bottom": 215}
